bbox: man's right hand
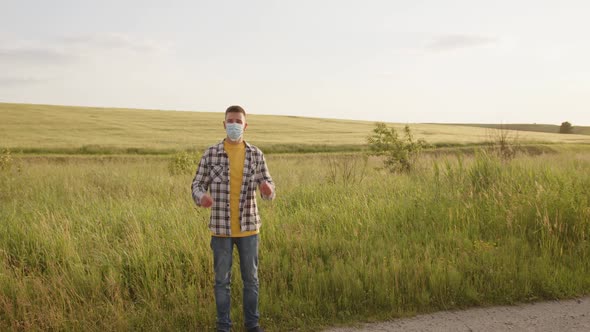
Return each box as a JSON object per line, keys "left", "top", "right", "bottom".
{"left": 200, "top": 194, "right": 213, "bottom": 208}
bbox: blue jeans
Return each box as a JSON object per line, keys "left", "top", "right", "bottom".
{"left": 210, "top": 234, "right": 259, "bottom": 331}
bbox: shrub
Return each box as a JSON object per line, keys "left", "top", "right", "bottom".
{"left": 168, "top": 151, "right": 201, "bottom": 175}
{"left": 367, "top": 123, "right": 428, "bottom": 173}
{"left": 485, "top": 126, "right": 520, "bottom": 160}
{"left": 1, "top": 148, "right": 14, "bottom": 171}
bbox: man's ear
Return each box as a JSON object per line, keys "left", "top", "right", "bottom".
{"left": 244, "top": 122, "right": 248, "bottom": 131}
{"left": 223, "top": 121, "right": 226, "bottom": 129}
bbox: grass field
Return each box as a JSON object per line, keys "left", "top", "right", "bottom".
{"left": 1, "top": 149, "right": 590, "bottom": 330}
{"left": 2, "top": 103, "right": 590, "bottom": 154}
{"left": 1, "top": 103, "right": 590, "bottom": 331}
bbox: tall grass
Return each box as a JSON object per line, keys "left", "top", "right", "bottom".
{"left": 1, "top": 151, "right": 589, "bottom": 330}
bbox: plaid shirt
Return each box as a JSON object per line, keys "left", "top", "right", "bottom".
{"left": 191, "top": 140, "right": 276, "bottom": 236}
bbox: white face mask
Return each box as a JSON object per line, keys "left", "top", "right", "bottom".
{"left": 226, "top": 123, "right": 244, "bottom": 141}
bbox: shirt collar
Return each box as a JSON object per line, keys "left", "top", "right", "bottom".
{"left": 216, "top": 139, "right": 252, "bottom": 156}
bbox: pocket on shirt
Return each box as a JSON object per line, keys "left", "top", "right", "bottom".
{"left": 244, "top": 164, "right": 257, "bottom": 185}
{"left": 210, "top": 165, "right": 227, "bottom": 183}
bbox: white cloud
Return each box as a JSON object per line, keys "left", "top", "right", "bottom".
{"left": 61, "top": 33, "right": 170, "bottom": 54}
{"left": 426, "top": 34, "right": 499, "bottom": 51}
{"left": 0, "top": 76, "right": 44, "bottom": 87}
{"left": 0, "top": 33, "right": 170, "bottom": 67}
{"left": 0, "top": 46, "right": 74, "bottom": 64}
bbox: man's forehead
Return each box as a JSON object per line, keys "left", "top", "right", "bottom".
{"left": 225, "top": 113, "right": 246, "bottom": 120}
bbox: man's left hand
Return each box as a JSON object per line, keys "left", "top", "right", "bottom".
{"left": 260, "top": 181, "right": 273, "bottom": 196}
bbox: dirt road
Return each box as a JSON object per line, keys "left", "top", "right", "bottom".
{"left": 325, "top": 297, "right": 590, "bottom": 331}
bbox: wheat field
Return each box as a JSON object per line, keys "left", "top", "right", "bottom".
{"left": 2, "top": 103, "right": 590, "bottom": 154}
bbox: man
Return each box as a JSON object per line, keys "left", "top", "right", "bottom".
{"left": 191, "top": 105, "right": 275, "bottom": 332}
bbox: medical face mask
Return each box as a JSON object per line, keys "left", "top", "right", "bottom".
{"left": 226, "top": 123, "right": 244, "bottom": 141}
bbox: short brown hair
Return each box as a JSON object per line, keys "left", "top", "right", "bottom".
{"left": 225, "top": 105, "right": 246, "bottom": 117}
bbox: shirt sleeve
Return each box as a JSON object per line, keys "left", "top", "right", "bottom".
{"left": 191, "top": 153, "right": 211, "bottom": 206}
{"left": 256, "top": 151, "right": 276, "bottom": 201}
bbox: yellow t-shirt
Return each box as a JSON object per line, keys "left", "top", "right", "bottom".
{"left": 217, "top": 141, "right": 258, "bottom": 238}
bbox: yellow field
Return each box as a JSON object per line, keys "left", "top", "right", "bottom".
{"left": 2, "top": 102, "right": 590, "bottom": 153}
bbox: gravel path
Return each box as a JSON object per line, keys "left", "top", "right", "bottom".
{"left": 324, "top": 297, "right": 590, "bottom": 331}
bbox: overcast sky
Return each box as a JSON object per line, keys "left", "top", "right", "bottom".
{"left": 1, "top": 0, "right": 589, "bottom": 124}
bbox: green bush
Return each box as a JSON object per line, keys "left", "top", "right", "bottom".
{"left": 367, "top": 123, "right": 428, "bottom": 173}
{"left": 168, "top": 151, "right": 201, "bottom": 175}
{"left": 1, "top": 148, "right": 13, "bottom": 171}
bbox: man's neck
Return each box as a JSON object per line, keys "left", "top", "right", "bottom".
{"left": 225, "top": 137, "right": 243, "bottom": 145}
